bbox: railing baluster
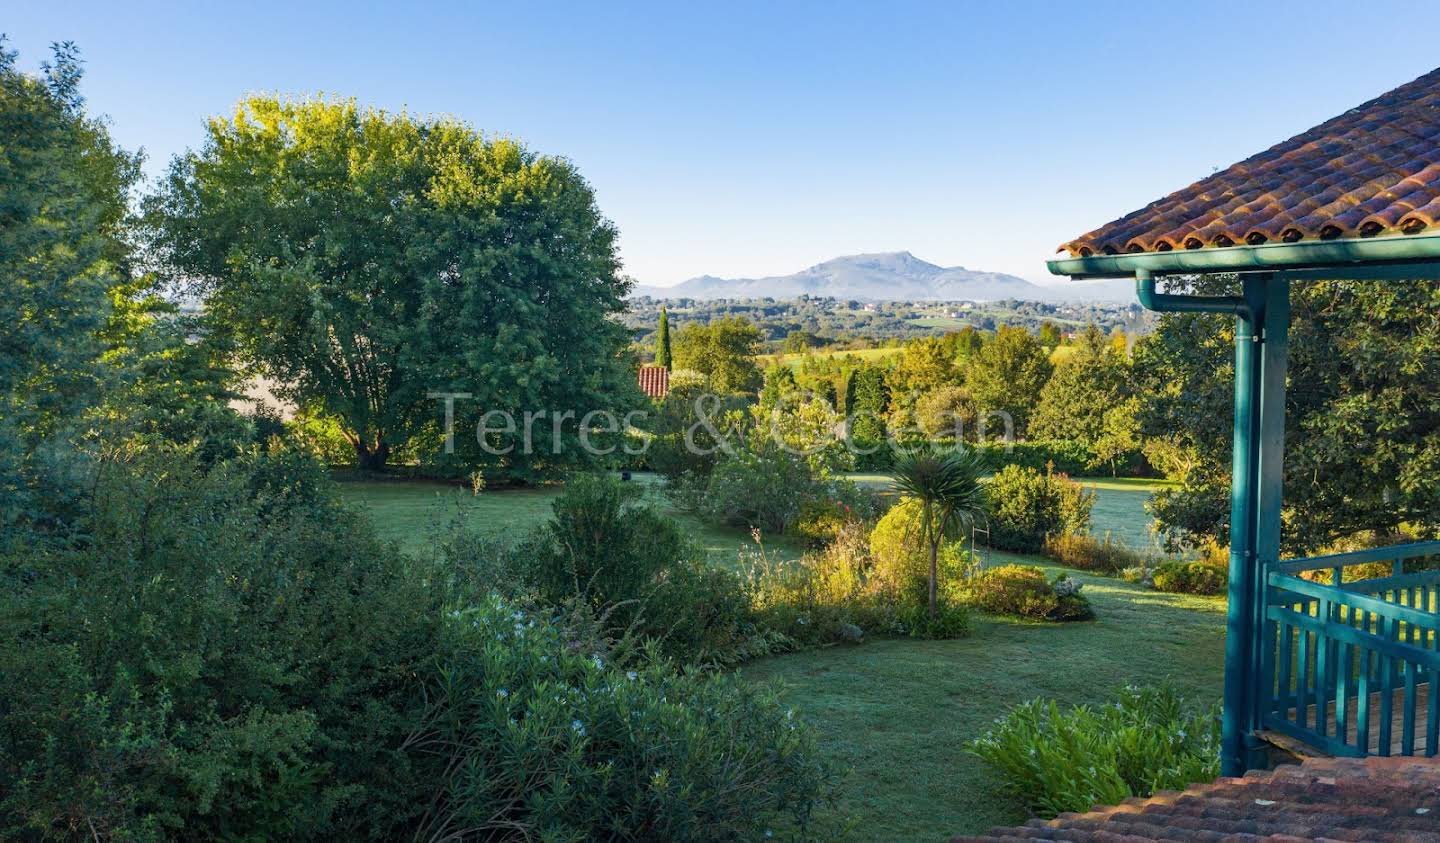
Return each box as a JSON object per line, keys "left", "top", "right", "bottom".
{"left": 1317, "top": 594, "right": 1332, "bottom": 738}
{"left": 1380, "top": 612, "right": 1394, "bottom": 756}
{"left": 1296, "top": 620, "right": 1311, "bottom": 730}
{"left": 1278, "top": 615, "right": 1294, "bottom": 720}
{"left": 1357, "top": 645, "right": 1372, "bottom": 753}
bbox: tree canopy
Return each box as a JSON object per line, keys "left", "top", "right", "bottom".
{"left": 671, "top": 316, "right": 763, "bottom": 395}
{"left": 1136, "top": 277, "right": 1440, "bottom": 554}
{"left": 147, "top": 96, "right": 637, "bottom": 472}
{"left": 964, "top": 325, "right": 1052, "bottom": 438}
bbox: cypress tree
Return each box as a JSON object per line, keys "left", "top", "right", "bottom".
{"left": 655, "top": 307, "right": 672, "bottom": 369}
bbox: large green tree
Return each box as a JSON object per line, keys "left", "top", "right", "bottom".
{"left": 148, "top": 96, "right": 637, "bottom": 472}
{"left": 964, "top": 325, "right": 1052, "bottom": 438}
{"left": 671, "top": 316, "right": 763, "bottom": 394}
{"left": 1028, "top": 325, "right": 1130, "bottom": 448}
{"left": 0, "top": 40, "right": 141, "bottom": 535}
{"left": 1136, "top": 276, "right": 1440, "bottom": 554}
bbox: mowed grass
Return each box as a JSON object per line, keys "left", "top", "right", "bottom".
{"left": 337, "top": 474, "right": 805, "bottom": 564}
{"left": 743, "top": 557, "right": 1226, "bottom": 841}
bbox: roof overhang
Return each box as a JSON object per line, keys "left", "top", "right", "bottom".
{"left": 1048, "top": 233, "right": 1440, "bottom": 280}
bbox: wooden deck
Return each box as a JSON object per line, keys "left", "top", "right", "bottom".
{"left": 1268, "top": 682, "right": 1433, "bottom": 756}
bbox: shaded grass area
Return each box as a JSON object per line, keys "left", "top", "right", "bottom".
{"left": 743, "top": 556, "right": 1226, "bottom": 841}
{"left": 337, "top": 474, "right": 804, "bottom": 564}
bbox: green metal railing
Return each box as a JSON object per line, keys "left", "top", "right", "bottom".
{"left": 1261, "top": 541, "right": 1440, "bottom": 757}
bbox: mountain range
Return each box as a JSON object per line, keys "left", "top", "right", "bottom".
{"left": 631, "top": 251, "right": 1134, "bottom": 303}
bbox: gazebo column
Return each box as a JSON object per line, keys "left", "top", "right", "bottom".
{"left": 1222, "top": 272, "right": 1290, "bottom": 776}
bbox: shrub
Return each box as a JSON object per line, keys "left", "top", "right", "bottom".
{"left": 1044, "top": 531, "right": 1145, "bottom": 575}
{"left": 529, "top": 473, "right": 692, "bottom": 607}
{"left": 964, "top": 564, "right": 1094, "bottom": 621}
{"left": 520, "top": 474, "right": 776, "bottom": 667}
{"left": 1151, "top": 559, "right": 1228, "bottom": 595}
{"left": 410, "top": 595, "right": 838, "bottom": 842}
{"left": 793, "top": 480, "right": 885, "bottom": 548}
{"left": 0, "top": 444, "right": 440, "bottom": 840}
{"left": 986, "top": 465, "right": 1094, "bottom": 553}
{"left": 973, "top": 439, "right": 1096, "bottom": 475}
{"left": 969, "top": 684, "right": 1220, "bottom": 817}
{"left": 697, "top": 444, "right": 826, "bottom": 534}
{"left": 750, "top": 521, "right": 972, "bottom": 643}
{"left": 869, "top": 499, "right": 980, "bottom": 605}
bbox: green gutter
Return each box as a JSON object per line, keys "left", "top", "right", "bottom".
{"left": 1047, "top": 233, "right": 1440, "bottom": 279}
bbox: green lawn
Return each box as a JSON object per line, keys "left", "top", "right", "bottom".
{"left": 337, "top": 474, "right": 804, "bottom": 563}
{"left": 341, "top": 476, "right": 1226, "bottom": 842}
{"left": 743, "top": 557, "right": 1225, "bottom": 841}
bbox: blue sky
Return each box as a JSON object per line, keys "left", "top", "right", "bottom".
{"left": 8, "top": 1, "right": 1440, "bottom": 286}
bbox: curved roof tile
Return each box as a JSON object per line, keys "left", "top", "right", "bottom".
{"left": 1061, "top": 67, "right": 1440, "bottom": 257}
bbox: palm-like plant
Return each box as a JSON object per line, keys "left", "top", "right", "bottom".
{"left": 890, "top": 445, "right": 988, "bottom": 618}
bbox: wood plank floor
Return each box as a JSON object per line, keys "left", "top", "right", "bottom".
{"left": 1279, "top": 683, "right": 1434, "bottom": 755}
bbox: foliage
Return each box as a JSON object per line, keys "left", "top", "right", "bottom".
{"left": 868, "top": 499, "right": 980, "bottom": 605}
{"left": 1028, "top": 326, "right": 1131, "bottom": 450}
{"left": 1136, "top": 276, "right": 1440, "bottom": 554}
{"left": 147, "top": 95, "right": 638, "bottom": 473}
{"left": 642, "top": 381, "right": 747, "bottom": 479}
{"left": 968, "top": 684, "right": 1220, "bottom": 817}
{"left": 1151, "top": 559, "right": 1228, "bottom": 596}
{"left": 671, "top": 316, "right": 764, "bottom": 394}
{"left": 655, "top": 306, "right": 673, "bottom": 368}
{"left": 914, "top": 385, "right": 977, "bottom": 438}
{"left": 684, "top": 439, "right": 865, "bottom": 536}
{"left": 0, "top": 444, "right": 441, "bottom": 840}
{"left": 750, "top": 521, "right": 972, "bottom": 643}
{"left": 889, "top": 446, "right": 988, "bottom": 616}
{"left": 792, "top": 482, "right": 885, "bottom": 548}
{"left": 985, "top": 465, "right": 1095, "bottom": 553}
{"left": 964, "top": 325, "right": 1053, "bottom": 436}
{"left": 964, "top": 565, "right": 1094, "bottom": 621}
{"left": 848, "top": 364, "right": 890, "bottom": 447}
{"left": 0, "top": 40, "right": 142, "bottom": 538}
{"left": 411, "top": 595, "right": 838, "bottom": 842}
{"left": 1043, "top": 531, "right": 1146, "bottom": 575}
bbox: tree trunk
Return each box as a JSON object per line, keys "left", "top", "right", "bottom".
{"left": 928, "top": 540, "right": 939, "bottom": 619}
{"left": 354, "top": 440, "right": 390, "bottom": 473}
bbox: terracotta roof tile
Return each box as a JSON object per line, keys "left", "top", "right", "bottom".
{"left": 1061, "top": 67, "right": 1440, "bottom": 257}
{"left": 637, "top": 365, "right": 669, "bottom": 399}
{"left": 952, "top": 757, "right": 1440, "bottom": 842}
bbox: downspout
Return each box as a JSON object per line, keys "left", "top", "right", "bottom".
{"left": 1133, "top": 268, "right": 1250, "bottom": 316}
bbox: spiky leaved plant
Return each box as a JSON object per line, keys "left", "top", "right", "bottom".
{"left": 889, "top": 445, "right": 987, "bottom": 617}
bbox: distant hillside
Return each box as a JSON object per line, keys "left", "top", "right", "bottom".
{"left": 632, "top": 251, "right": 1134, "bottom": 303}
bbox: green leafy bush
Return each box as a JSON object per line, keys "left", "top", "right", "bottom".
{"left": 964, "top": 564, "right": 1094, "bottom": 621}
{"left": 868, "top": 498, "right": 979, "bottom": 605}
{"left": 1044, "top": 531, "right": 1145, "bottom": 575}
{"left": 0, "top": 453, "right": 838, "bottom": 840}
{"left": 411, "top": 595, "right": 838, "bottom": 842}
{"left": 697, "top": 444, "right": 826, "bottom": 534}
{"left": 1151, "top": 559, "right": 1228, "bottom": 595}
{"left": 969, "top": 684, "right": 1220, "bottom": 817}
{"left": 0, "top": 444, "right": 440, "bottom": 840}
{"left": 750, "top": 521, "right": 971, "bottom": 643}
{"left": 986, "top": 465, "right": 1094, "bottom": 553}
{"left": 518, "top": 474, "right": 779, "bottom": 667}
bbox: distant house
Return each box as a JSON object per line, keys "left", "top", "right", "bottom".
{"left": 637, "top": 366, "right": 669, "bottom": 399}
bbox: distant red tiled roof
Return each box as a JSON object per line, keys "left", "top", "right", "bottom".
{"left": 637, "top": 366, "right": 669, "bottom": 399}
{"left": 1061, "top": 66, "right": 1440, "bottom": 258}
{"left": 953, "top": 756, "right": 1440, "bottom": 842}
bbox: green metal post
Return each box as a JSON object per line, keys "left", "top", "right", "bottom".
{"left": 1220, "top": 273, "right": 1289, "bottom": 777}
{"left": 1222, "top": 282, "right": 1262, "bottom": 777}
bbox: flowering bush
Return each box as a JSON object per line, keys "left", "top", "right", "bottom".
{"left": 963, "top": 564, "right": 1094, "bottom": 621}
{"left": 411, "top": 596, "right": 839, "bottom": 841}
{"left": 969, "top": 684, "right": 1220, "bottom": 817}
